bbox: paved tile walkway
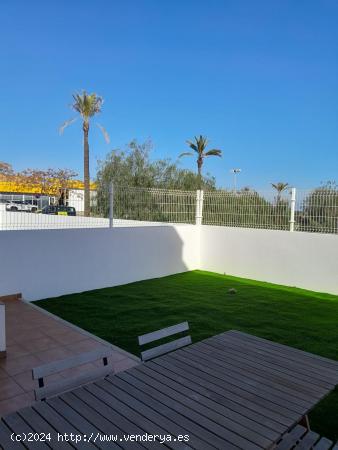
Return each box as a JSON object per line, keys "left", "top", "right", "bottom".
{"left": 0, "top": 296, "right": 139, "bottom": 418}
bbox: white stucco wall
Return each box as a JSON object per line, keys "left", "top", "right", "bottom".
{"left": 1, "top": 223, "right": 337, "bottom": 301}
{"left": 200, "top": 226, "right": 338, "bottom": 295}
{"left": 0, "top": 225, "right": 199, "bottom": 301}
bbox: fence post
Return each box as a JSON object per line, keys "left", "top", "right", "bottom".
{"left": 195, "top": 190, "right": 204, "bottom": 226}
{"left": 109, "top": 182, "right": 114, "bottom": 228}
{"left": 0, "top": 302, "right": 6, "bottom": 358}
{"left": 289, "top": 187, "right": 296, "bottom": 232}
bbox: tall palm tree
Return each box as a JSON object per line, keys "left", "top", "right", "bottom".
{"left": 60, "top": 91, "right": 109, "bottom": 216}
{"left": 179, "top": 135, "right": 222, "bottom": 188}
{"left": 271, "top": 182, "right": 289, "bottom": 204}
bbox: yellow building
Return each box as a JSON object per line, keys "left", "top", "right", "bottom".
{"left": 0, "top": 178, "right": 97, "bottom": 212}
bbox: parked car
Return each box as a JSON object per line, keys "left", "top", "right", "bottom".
{"left": 41, "top": 205, "right": 76, "bottom": 216}
{"left": 5, "top": 200, "right": 38, "bottom": 213}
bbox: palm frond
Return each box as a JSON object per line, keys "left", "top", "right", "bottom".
{"left": 271, "top": 182, "right": 289, "bottom": 193}
{"left": 191, "top": 135, "right": 209, "bottom": 154}
{"left": 179, "top": 152, "right": 194, "bottom": 158}
{"left": 199, "top": 135, "right": 209, "bottom": 149}
{"left": 186, "top": 140, "right": 198, "bottom": 152}
{"left": 205, "top": 149, "right": 222, "bottom": 157}
{"left": 97, "top": 123, "right": 110, "bottom": 144}
{"left": 72, "top": 91, "right": 103, "bottom": 120}
{"left": 59, "top": 117, "right": 77, "bottom": 135}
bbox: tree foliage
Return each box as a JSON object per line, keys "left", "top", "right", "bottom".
{"left": 0, "top": 162, "right": 14, "bottom": 177}
{"left": 96, "top": 140, "right": 216, "bottom": 190}
{"left": 297, "top": 181, "right": 338, "bottom": 233}
{"left": 0, "top": 164, "right": 77, "bottom": 204}
{"left": 202, "top": 188, "right": 291, "bottom": 230}
{"left": 94, "top": 140, "right": 216, "bottom": 220}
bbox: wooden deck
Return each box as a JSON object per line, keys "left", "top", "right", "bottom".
{"left": 1, "top": 330, "right": 338, "bottom": 449}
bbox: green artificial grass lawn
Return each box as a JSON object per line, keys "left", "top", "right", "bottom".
{"left": 35, "top": 270, "right": 338, "bottom": 441}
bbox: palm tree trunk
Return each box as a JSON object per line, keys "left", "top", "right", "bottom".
{"left": 83, "top": 121, "right": 90, "bottom": 217}
{"left": 197, "top": 158, "right": 203, "bottom": 189}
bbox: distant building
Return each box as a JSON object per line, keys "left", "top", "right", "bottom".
{"left": 0, "top": 179, "right": 97, "bottom": 213}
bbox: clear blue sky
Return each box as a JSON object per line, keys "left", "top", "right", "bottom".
{"left": 1, "top": 0, "right": 338, "bottom": 189}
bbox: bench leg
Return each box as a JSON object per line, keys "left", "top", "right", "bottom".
{"left": 299, "top": 415, "right": 310, "bottom": 431}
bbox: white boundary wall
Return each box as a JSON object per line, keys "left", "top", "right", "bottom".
{"left": 0, "top": 225, "right": 199, "bottom": 301}
{"left": 1, "top": 224, "right": 338, "bottom": 301}
{"left": 200, "top": 226, "right": 338, "bottom": 295}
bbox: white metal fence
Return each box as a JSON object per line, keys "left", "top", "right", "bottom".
{"left": 202, "top": 189, "right": 293, "bottom": 231}
{"left": 111, "top": 186, "right": 197, "bottom": 225}
{"left": 0, "top": 185, "right": 337, "bottom": 234}
{"left": 295, "top": 189, "right": 338, "bottom": 234}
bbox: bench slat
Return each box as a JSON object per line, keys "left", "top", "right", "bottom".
{"left": 276, "top": 425, "right": 307, "bottom": 450}
{"left": 141, "top": 336, "right": 192, "bottom": 362}
{"left": 32, "top": 347, "right": 112, "bottom": 379}
{"left": 313, "top": 437, "right": 334, "bottom": 450}
{"left": 35, "top": 364, "right": 113, "bottom": 400}
{"left": 138, "top": 321, "right": 189, "bottom": 346}
{"left": 294, "top": 431, "right": 320, "bottom": 450}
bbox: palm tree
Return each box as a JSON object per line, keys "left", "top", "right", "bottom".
{"left": 60, "top": 91, "right": 109, "bottom": 216}
{"left": 271, "top": 182, "right": 289, "bottom": 204}
{"left": 179, "top": 135, "right": 222, "bottom": 188}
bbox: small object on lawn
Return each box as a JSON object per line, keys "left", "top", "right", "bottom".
{"left": 228, "top": 288, "right": 237, "bottom": 295}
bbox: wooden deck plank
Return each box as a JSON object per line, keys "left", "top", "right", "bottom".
{"left": 152, "top": 362, "right": 279, "bottom": 440}
{"left": 114, "top": 371, "right": 238, "bottom": 450}
{"left": 32, "top": 402, "right": 97, "bottom": 450}
{"left": 0, "top": 420, "right": 25, "bottom": 450}
{"left": 144, "top": 360, "right": 276, "bottom": 447}
{"left": 83, "top": 383, "right": 176, "bottom": 450}
{"left": 177, "top": 348, "right": 305, "bottom": 418}
{"left": 193, "top": 346, "right": 328, "bottom": 410}
{"left": 18, "top": 407, "right": 73, "bottom": 450}
{"left": 211, "top": 334, "right": 338, "bottom": 387}
{"left": 70, "top": 388, "right": 146, "bottom": 450}
{"left": 59, "top": 392, "right": 122, "bottom": 449}
{"left": 163, "top": 350, "right": 298, "bottom": 425}
{"left": 47, "top": 397, "right": 113, "bottom": 450}
{"left": 162, "top": 351, "right": 295, "bottom": 427}
{"left": 228, "top": 331, "right": 338, "bottom": 371}
{"left": 183, "top": 344, "right": 323, "bottom": 404}
{"left": 99, "top": 376, "right": 216, "bottom": 450}
{"left": 128, "top": 366, "right": 263, "bottom": 450}
{"left": 153, "top": 356, "right": 286, "bottom": 435}
{"left": 187, "top": 343, "right": 327, "bottom": 399}
{"left": 214, "top": 334, "right": 338, "bottom": 385}
{"left": 214, "top": 335, "right": 338, "bottom": 387}
{"left": 3, "top": 412, "right": 50, "bottom": 450}
{"left": 198, "top": 340, "right": 330, "bottom": 396}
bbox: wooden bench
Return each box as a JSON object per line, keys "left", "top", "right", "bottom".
{"left": 32, "top": 347, "right": 115, "bottom": 400}
{"left": 276, "top": 425, "right": 338, "bottom": 450}
{"left": 138, "top": 321, "right": 191, "bottom": 361}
